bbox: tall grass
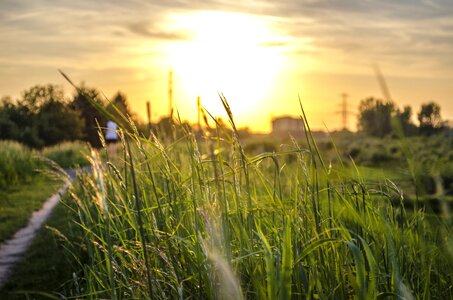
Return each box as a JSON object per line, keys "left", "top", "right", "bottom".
{"left": 42, "top": 141, "right": 89, "bottom": 168}
{"left": 0, "top": 140, "right": 90, "bottom": 189}
{"left": 65, "top": 99, "right": 452, "bottom": 299}
{"left": 0, "top": 140, "right": 40, "bottom": 188}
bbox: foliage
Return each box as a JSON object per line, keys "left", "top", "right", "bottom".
{"left": 357, "top": 97, "right": 395, "bottom": 137}
{"left": 0, "top": 85, "right": 85, "bottom": 148}
{"left": 357, "top": 97, "right": 449, "bottom": 138}
{"left": 418, "top": 101, "right": 444, "bottom": 135}
{"left": 107, "top": 91, "right": 134, "bottom": 121}
{"left": 70, "top": 84, "right": 107, "bottom": 148}
{"left": 393, "top": 105, "right": 417, "bottom": 136}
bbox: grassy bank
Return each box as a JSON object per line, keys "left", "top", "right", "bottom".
{"left": 0, "top": 139, "right": 89, "bottom": 242}
{"left": 42, "top": 141, "right": 89, "bottom": 169}
{"left": 0, "top": 141, "right": 41, "bottom": 189}
{"left": 0, "top": 179, "right": 62, "bottom": 243}
{"left": 0, "top": 189, "right": 84, "bottom": 299}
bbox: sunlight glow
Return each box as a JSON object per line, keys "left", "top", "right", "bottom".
{"left": 164, "top": 11, "right": 286, "bottom": 120}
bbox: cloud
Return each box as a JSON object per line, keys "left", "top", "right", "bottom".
{"left": 0, "top": 0, "right": 453, "bottom": 88}
{"left": 128, "top": 21, "right": 190, "bottom": 40}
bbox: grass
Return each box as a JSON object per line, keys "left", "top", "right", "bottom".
{"left": 42, "top": 141, "right": 90, "bottom": 169}
{"left": 52, "top": 98, "right": 452, "bottom": 299}
{"left": 0, "top": 187, "right": 85, "bottom": 300}
{"left": 0, "top": 139, "right": 88, "bottom": 243}
{"left": 0, "top": 141, "right": 41, "bottom": 189}
{"left": 1, "top": 96, "right": 451, "bottom": 298}
{"left": 0, "top": 179, "right": 62, "bottom": 243}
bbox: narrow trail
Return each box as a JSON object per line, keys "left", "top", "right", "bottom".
{"left": 0, "top": 169, "right": 79, "bottom": 288}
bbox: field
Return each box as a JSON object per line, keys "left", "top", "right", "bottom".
{"left": 0, "top": 107, "right": 452, "bottom": 299}
{"left": 3, "top": 1, "right": 453, "bottom": 298}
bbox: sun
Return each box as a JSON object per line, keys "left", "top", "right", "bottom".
{"left": 164, "top": 11, "right": 285, "bottom": 124}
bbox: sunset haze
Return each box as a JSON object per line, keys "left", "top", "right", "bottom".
{"left": 1, "top": 0, "right": 452, "bottom": 132}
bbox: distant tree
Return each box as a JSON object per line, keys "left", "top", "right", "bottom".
{"left": 107, "top": 92, "right": 133, "bottom": 121}
{"left": 418, "top": 102, "right": 444, "bottom": 135}
{"left": 36, "top": 100, "right": 85, "bottom": 146}
{"left": 71, "top": 85, "right": 107, "bottom": 147}
{"left": 1, "top": 94, "right": 38, "bottom": 144}
{"left": 1, "top": 85, "right": 85, "bottom": 148}
{"left": 358, "top": 97, "right": 395, "bottom": 137}
{"left": 20, "top": 84, "right": 65, "bottom": 113}
{"left": 393, "top": 105, "right": 417, "bottom": 136}
{"left": 0, "top": 96, "right": 21, "bottom": 140}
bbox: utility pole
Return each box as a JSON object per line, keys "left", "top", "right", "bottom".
{"left": 197, "top": 96, "right": 201, "bottom": 132}
{"left": 146, "top": 101, "right": 151, "bottom": 133}
{"left": 168, "top": 69, "right": 173, "bottom": 119}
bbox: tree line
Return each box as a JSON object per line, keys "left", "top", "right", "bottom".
{"left": 357, "top": 97, "right": 449, "bottom": 137}
{"left": 0, "top": 84, "right": 134, "bottom": 148}
{"left": 0, "top": 84, "right": 450, "bottom": 148}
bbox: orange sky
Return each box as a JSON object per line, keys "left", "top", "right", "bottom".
{"left": 1, "top": 1, "right": 452, "bottom": 132}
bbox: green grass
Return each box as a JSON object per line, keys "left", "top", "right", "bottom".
{"left": 0, "top": 190, "right": 85, "bottom": 300}
{"left": 42, "top": 141, "right": 90, "bottom": 168}
{"left": 3, "top": 96, "right": 451, "bottom": 299}
{"left": 0, "top": 141, "right": 42, "bottom": 189}
{"left": 0, "top": 179, "right": 62, "bottom": 243}
{"left": 51, "top": 99, "right": 451, "bottom": 299}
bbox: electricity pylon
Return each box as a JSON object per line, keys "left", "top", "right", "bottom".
{"left": 336, "top": 93, "right": 354, "bottom": 130}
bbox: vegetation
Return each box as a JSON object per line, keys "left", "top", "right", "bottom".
{"left": 0, "top": 81, "right": 452, "bottom": 298}
{"left": 357, "top": 97, "right": 448, "bottom": 137}
{"left": 0, "top": 141, "right": 41, "bottom": 189}
{"left": 418, "top": 102, "right": 445, "bottom": 135}
{"left": 42, "top": 97, "right": 451, "bottom": 299}
{"left": 0, "top": 85, "right": 85, "bottom": 148}
{"left": 42, "top": 141, "right": 90, "bottom": 169}
{"left": 0, "top": 139, "right": 88, "bottom": 243}
{"left": 0, "top": 190, "right": 85, "bottom": 299}
{"left": 0, "top": 179, "right": 61, "bottom": 243}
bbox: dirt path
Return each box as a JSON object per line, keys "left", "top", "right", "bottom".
{"left": 0, "top": 183, "right": 70, "bottom": 288}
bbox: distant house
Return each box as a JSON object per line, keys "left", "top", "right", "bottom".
{"left": 272, "top": 116, "right": 304, "bottom": 137}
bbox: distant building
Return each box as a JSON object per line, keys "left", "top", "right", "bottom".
{"left": 272, "top": 116, "right": 304, "bottom": 137}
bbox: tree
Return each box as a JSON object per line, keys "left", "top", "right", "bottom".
{"left": 36, "top": 100, "right": 85, "bottom": 145}
{"left": 0, "top": 97, "right": 20, "bottom": 140}
{"left": 418, "top": 102, "right": 443, "bottom": 135}
{"left": 107, "top": 92, "right": 133, "bottom": 121}
{"left": 20, "top": 84, "right": 65, "bottom": 113}
{"left": 1, "top": 85, "right": 85, "bottom": 148}
{"left": 393, "top": 105, "right": 417, "bottom": 136}
{"left": 358, "top": 97, "right": 395, "bottom": 137}
{"left": 71, "top": 85, "right": 107, "bottom": 147}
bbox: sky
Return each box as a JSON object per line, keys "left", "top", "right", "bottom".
{"left": 1, "top": 0, "right": 452, "bottom": 132}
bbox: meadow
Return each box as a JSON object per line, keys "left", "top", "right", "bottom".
{"left": 0, "top": 99, "right": 452, "bottom": 299}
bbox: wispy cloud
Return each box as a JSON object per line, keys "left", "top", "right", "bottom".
{"left": 128, "top": 21, "right": 190, "bottom": 40}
